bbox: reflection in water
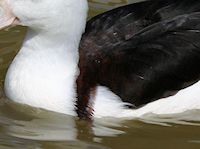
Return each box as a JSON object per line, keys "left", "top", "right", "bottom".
{"left": 0, "top": 0, "right": 200, "bottom": 149}
{"left": 1, "top": 102, "right": 200, "bottom": 149}
{"left": 0, "top": 101, "right": 125, "bottom": 149}
{"left": 3, "top": 102, "right": 124, "bottom": 141}
{"left": 1, "top": 99, "right": 200, "bottom": 149}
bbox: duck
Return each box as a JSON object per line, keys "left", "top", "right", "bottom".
{"left": 0, "top": 0, "right": 200, "bottom": 119}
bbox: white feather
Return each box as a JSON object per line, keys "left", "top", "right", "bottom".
{"left": 93, "top": 81, "right": 200, "bottom": 118}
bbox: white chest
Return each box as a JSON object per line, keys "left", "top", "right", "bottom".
{"left": 4, "top": 46, "right": 78, "bottom": 115}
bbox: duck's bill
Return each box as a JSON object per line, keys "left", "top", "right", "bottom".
{"left": 0, "top": 16, "right": 18, "bottom": 30}
{"left": 0, "top": 1, "right": 19, "bottom": 30}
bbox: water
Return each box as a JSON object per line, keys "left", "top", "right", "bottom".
{"left": 0, "top": 0, "right": 200, "bottom": 149}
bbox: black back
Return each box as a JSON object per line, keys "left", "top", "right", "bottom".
{"left": 77, "top": 0, "right": 200, "bottom": 117}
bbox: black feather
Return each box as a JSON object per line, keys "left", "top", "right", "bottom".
{"left": 77, "top": 0, "right": 200, "bottom": 118}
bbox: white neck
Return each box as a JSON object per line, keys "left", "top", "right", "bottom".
{"left": 22, "top": 28, "right": 80, "bottom": 65}
{"left": 4, "top": 0, "right": 88, "bottom": 115}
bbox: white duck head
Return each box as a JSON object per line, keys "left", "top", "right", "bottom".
{"left": 0, "top": 0, "right": 88, "bottom": 42}
{"left": 0, "top": 0, "right": 89, "bottom": 28}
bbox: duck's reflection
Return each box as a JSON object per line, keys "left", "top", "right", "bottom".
{"left": 1, "top": 98, "right": 200, "bottom": 149}
{"left": 2, "top": 99, "right": 200, "bottom": 143}
{"left": 1, "top": 101, "right": 124, "bottom": 142}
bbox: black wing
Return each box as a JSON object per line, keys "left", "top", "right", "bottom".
{"left": 77, "top": 0, "right": 200, "bottom": 118}
{"left": 108, "top": 13, "right": 200, "bottom": 106}
{"left": 82, "top": 0, "right": 200, "bottom": 50}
